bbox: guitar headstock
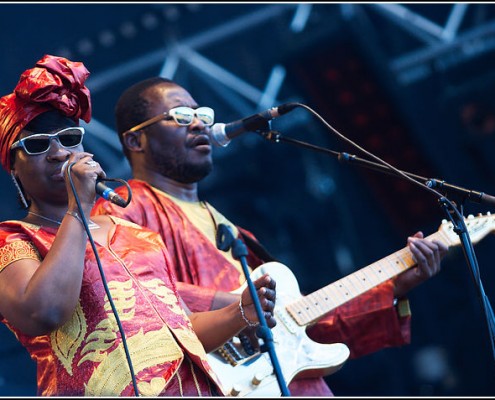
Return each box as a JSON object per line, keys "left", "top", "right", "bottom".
{"left": 438, "top": 212, "right": 495, "bottom": 246}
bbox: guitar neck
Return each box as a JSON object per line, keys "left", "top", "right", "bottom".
{"left": 286, "top": 230, "right": 453, "bottom": 326}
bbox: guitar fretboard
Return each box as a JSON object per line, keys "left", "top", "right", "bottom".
{"left": 286, "top": 229, "right": 454, "bottom": 326}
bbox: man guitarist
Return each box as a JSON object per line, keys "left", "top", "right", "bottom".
{"left": 92, "top": 77, "right": 448, "bottom": 396}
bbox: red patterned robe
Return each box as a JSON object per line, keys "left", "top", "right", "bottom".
{"left": 0, "top": 217, "right": 224, "bottom": 396}
{"left": 92, "top": 179, "right": 411, "bottom": 396}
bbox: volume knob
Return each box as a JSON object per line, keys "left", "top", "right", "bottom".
{"left": 252, "top": 373, "right": 264, "bottom": 386}
{"left": 230, "top": 385, "right": 242, "bottom": 396}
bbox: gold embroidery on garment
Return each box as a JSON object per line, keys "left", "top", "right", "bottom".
{"left": 141, "top": 279, "right": 208, "bottom": 359}
{"left": 177, "top": 363, "right": 184, "bottom": 396}
{"left": 107, "top": 215, "right": 142, "bottom": 230}
{"left": 172, "top": 328, "right": 208, "bottom": 359}
{"left": 104, "top": 279, "right": 136, "bottom": 321}
{"left": 188, "top": 356, "right": 203, "bottom": 396}
{"left": 140, "top": 278, "right": 185, "bottom": 316}
{"left": 79, "top": 279, "right": 135, "bottom": 366}
{"left": 0, "top": 241, "right": 41, "bottom": 273}
{"left": 137, "top": 377, "right": 167, "bottom": 397}
{"left": 78, "top": 318, "right": 117, "bottom": 366}
{"left": 50, "top": 302, "right": 87, "bottom": 376}
{"left": 84, "top": 326, "right": 183, "bottom": 396}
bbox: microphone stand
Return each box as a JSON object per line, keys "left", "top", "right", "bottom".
{"left": 258, "top": 128, "right": 495, "bottom": 364}
{"left": 216, "top": 224, "right": 291, "bottom": 396}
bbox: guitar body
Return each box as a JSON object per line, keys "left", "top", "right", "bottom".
{"left": 207, "top": 214, "right": 495, "bottom": 396}
{"left": 207, "top": 262, "right": 350, "bottom": 397}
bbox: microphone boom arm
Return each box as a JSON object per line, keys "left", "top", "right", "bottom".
{"left": 260, "top": 130, "right": 495, "bottom": 207}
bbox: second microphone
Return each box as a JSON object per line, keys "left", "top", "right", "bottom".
{"left": 208, "top": 103, "right": 299, "bottom": 147}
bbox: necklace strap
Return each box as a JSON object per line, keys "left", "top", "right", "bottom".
{"left": 66, "top": 210, "right": 100, "bottom": 230}
{"left": 28, "top": 211, "right": 61, "bottom": 225}
{"left": 27, "top": 210, "right": 100, "bottom": 230}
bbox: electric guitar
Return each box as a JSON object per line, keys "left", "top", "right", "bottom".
{"left": 207, "top": 213, "right": 495, "bottom": 397}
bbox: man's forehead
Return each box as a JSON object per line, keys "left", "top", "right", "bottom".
{"left": 151, "top": 85, "right": 197, "bottom": 108}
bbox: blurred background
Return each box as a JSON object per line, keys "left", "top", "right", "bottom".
{"left": 0, "top": 2, "right": 494, "bottom": 396}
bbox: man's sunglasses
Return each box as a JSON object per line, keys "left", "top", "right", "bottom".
{"left": 10, "top": 127, "right": 85, "bottom": 155}
{"left": 123, "top": 106, "right": 215, "bottom": 135}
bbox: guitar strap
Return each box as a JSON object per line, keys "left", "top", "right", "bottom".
{"left": 239, "top": 229, "right": 278, "bottom": 263}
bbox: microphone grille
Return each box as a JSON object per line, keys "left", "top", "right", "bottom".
{"left": 209, "top": 123, "right": 230, "bottom": 147}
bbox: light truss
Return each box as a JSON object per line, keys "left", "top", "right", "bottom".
{"left": 361, "top": 3, "right": 495, "bottom": 85}
{"left": 83, "top": 3, "right": 495, "bottom": 156}
{"left": 86, "top": 3, "right": 302, "bottom": 152}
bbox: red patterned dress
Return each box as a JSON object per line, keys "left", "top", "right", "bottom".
{"left": 0, "top": 217, "right": 224, "bottom": 396}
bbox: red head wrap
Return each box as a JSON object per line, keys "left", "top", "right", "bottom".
{"left": 0, "top": 54, "right": 92, "bottom": 171}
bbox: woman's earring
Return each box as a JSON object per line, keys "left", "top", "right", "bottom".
{"left": 11, "top": 171, "right": 29, "bottom": 209}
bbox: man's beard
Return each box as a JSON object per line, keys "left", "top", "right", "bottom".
{"left": 174, "top": 162, "right": 213, "bottom": 184}
{"left": 152, "top": 149, "right": 213, "bottom": 184}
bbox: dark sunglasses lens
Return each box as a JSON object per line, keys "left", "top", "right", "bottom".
{"left": 24, "top": 138, "right": 50, "bottom": 154}
{"left": 59, "top": 133, "right": 83, "bottom": 147}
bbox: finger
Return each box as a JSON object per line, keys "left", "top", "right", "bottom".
{"left": 63, "top": 152, "right": 93, "bottom": 172}
{"left": 411, "top": 231, "right": 424, "bottom": 239}
{"left": 409, "top": 243, "right": 435, "bottom": 278}
{"left": 411, "top": 238, "right": 439, "bottom": 259}
{"left": 72, "top": 153, "right": 95, "bottom": 165}
{"left": 430, "top": 242, "right": 443, "bottom": 272}
{"left": 254, "top": 274, "right": 275, "bottom": 290}
{"left": 254, "top": 283, "right": 275, "bottom": 303}
{"left": 266, "top": 275, "right": 276, "bottom": 290}
{"left": 433, "top": 239, "right": 449, "bottom": 256}
{"left": 414, "top": 239, "right": 444, "bottom": 271}
{"left": 77, "top": 156, "right": 106, "bottom": 180}
{"left": 260, "top": 297, "right": 275, "bottom": 313}
{"left": 409, "top": 240, "right": 429, "bottom": 266}
{"left": 410, "top": 241, "right": 440, "bottom": 278}
{"left": 258, "top": 286, "right": 276, "bottom": 302}
{"left": 84, "top": 160, "right": 98, "bottom": 168}
{"left": 260, "top": 297, "right": 276, "bottom": 316}
{"left": 265, "top": 314, "right": 277, "bottom": 328}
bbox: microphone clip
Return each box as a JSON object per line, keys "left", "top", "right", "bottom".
{"left": 258, "top": 130, "right": 281, "bottom": 143}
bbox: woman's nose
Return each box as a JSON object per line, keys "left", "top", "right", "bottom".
{"left": 46, "top": 138, "right": 71, "bottom": 159}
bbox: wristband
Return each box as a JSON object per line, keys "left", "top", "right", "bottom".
{"left": 66, "top": 210, "right": 83, "bottom": 225}
{"left": 238, "top": 297, "right": 258, "bottom": 327}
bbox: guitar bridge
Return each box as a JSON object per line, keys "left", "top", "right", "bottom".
{"left": 216, "top": 335, "right": 260, "bottom": 366}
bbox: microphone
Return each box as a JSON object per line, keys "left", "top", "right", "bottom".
{"left": 95, "top": 180, "right": 128, "bottom": 208}
{"left": 209, "top": 102, "right": 299, "bottom": 147}
{"left": 62, "top": 160, "right": 128, "bottom": 208}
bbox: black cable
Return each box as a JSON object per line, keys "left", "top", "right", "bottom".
{"left": 66, "top": 162, "right": 140, "bottom": 396}
{"left": 287, "top": 102, "right": 451, "bottom": 201}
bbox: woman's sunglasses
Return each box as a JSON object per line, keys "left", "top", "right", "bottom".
{"left": 123, "top": 106, "right": 215, "bottom": 135}
{"left": 10, "top": 127, "right": 85, "bottom": 155}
